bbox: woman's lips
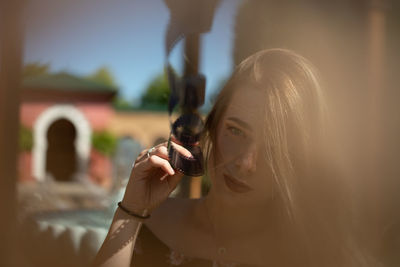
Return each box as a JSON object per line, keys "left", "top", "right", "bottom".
{"left": 223, "top": 174, "right": 253, "bottom": 193}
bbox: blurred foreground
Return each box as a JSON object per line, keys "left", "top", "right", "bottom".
{"left": 2, "top": 0, "right": 400, "bottom": 266}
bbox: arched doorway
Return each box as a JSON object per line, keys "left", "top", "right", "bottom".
{"left": 45, "top": 119, "right": 77, "bottom": 181}
{"left": 33, "top": 105, "right": 91, "bottom": 182}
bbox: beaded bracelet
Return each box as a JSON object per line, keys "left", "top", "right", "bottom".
{"left": 117, "top": 201, "right": 151, "bottom": 220}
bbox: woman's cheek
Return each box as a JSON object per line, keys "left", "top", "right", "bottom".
{"left": 219, "top": 133, "right": 238, "bottom": 161}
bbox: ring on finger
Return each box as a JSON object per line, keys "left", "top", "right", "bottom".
{"left": 146, "top": 146, "right": 156, "bottom": 159}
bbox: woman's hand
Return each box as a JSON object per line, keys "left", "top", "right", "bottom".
{"left": 120, "top": 141, "right": 190, "bottom": 215}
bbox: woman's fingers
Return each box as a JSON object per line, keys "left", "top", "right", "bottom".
{"left": 165, "top": 172, "right": 184, "bottom": 188}
{"left": 147, "top": 154, "right": 175, "bottom": 176}
{"left": 170, "top": 141, "right": 193, "bottom": 158}
{"left": 151, "top": 145, "right": 169, "bottom": 160}
{"left": 135, "top": 142, "right": 168, "bottom": 164}
{"left": 136, "top": 140, "right": 195, "bottom": 178}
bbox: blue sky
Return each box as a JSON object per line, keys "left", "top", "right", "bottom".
{"left": 23, "top": 0, "right": 241, "bottom": 106}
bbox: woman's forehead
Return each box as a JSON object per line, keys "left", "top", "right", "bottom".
{"left": 223, "top": 88, "right": 265, "bottom": 128}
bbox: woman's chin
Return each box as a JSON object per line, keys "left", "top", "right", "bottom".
{"left": 210, "top": 182, "right": 253, "bottom": 204}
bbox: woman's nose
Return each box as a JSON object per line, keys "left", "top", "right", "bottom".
{"left": 235, "top": 147, "right": 257, "bottom": 174}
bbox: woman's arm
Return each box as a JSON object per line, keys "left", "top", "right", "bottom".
{"left": 92, "top": 208, "right": 143, "bottom": 267}
{"left": 92, "top": 142, "right": 190, "bottom": 267}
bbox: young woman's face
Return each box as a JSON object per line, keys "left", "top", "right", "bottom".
{"left": 210, "top": 87, "right": 274, "bottom": 206}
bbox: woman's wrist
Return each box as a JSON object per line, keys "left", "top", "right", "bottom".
{"left": 120, "top": 199, "right": 149, "bottom": 217}
{"left": 117, "top": 201, "right": 150, "bottom": 221}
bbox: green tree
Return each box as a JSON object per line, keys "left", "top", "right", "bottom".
{"left": 112, "top": 94, "right": 135, "bottom": 110}
{"left": 86, "top": 66, "right": 117, "bottom": 88}
{"left": 141, "top": 72, "right": 170, "bottom": 108}
{"left": 22, "top": 62, "right": 50, "bottom": 78}
{"left": 88, "top": 66, "right": 130, "bottom": 109}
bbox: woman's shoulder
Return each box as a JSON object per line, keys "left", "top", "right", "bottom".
{"left": 134, "top": 223, "right": 196, "bottom": 266}
{"left": 144, "top": 197, "right": 199, "bottom": 251}
{"left": 135, "top": 198, "right": 206, "bottom": 266}
{"left": 145, "top": 197, "right": 195, "bottom": 229}
{"left": 148, "top": 197, "right": 194, "bottom": 222}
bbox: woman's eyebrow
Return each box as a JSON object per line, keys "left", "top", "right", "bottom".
{"left": 227, "top": 117, "right": 253, "bottom": 132}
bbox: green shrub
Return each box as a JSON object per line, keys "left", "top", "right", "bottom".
{"left": 92, "top": 131, "right": 117, "bottom": 156}
{"left": 20, "top": 126, "right": 33, "bottom": 151}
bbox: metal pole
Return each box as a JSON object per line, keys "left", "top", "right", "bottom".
{"left": 183, "top": 34, "right": 203, "bottom": 199}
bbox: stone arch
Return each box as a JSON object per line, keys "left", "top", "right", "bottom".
{"left": 32, "top": 105, "right": 92, "bottom": 181}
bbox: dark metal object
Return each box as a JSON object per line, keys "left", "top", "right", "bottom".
{"left": 164, "top": 0, "right": 219, "bottom": 177}
{"left": 168, "top": 141, "right": 204, "bottom": 177}
{"left": 168, "top": 112, "right": 205, "bottom": 176}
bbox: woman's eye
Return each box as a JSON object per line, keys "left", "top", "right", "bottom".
{"left": 228, "top": 126, "right": 246, "bottom": 138}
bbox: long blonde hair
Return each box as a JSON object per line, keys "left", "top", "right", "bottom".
{"left": 203, "top": 49, "right": 374, "bottom": 266}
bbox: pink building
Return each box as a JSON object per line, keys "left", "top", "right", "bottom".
{"left": 19, "top": 72, "right": 116, "bottom": 188}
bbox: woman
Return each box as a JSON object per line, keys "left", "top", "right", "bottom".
{"left": 93, "top": 49, "right": 371, "bottom": 266}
